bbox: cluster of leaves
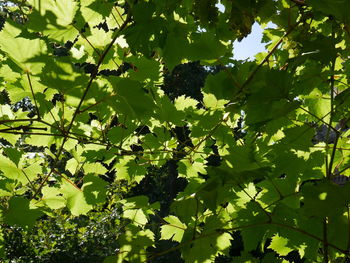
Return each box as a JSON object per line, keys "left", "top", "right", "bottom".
{"left": 1, "top": 0, "right": 350, "bottom": 262}
{"left": 3, "top": 208, "right": 121, "bottom": 263}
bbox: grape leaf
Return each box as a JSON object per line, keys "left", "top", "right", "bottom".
{"left": 27, "top": 0, "right": 78, "bottom": 42}
{"left": 41, "top": 186, "right": 66, "bottom": 210}
{"left": 160, "top": 215, "right": 187, "bottom": 242}
{"left": 59, "top": 180, "right": 92, "bottom": 216}
{"left": 4, "top": 197, "right": 43, "bottom": 229}
{"left": 0, "top": 22, "right": 47, "bottom": 74}
{"left": 268, "top": 234, "right": 293, "bottom": 256}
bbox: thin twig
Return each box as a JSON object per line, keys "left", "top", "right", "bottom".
{"left": 187, "top": 113, "right": 230, "bottom": 155}
{"left": 0, "top": 118, "right": 40, "bottom": 124}
{"left": 73, "top": 24, "right": 101, "bottom": 57}
{"left": 77, "top": 94, "right": 117, "bottom": 114}
{"left": 299, "top": 106, "right": 338, "bottom": 133}
{"left": 32, "top": 170, "right": 53, "bottom": 198}
{"left": 326, "top": 43, "right": 339, "bottom": 179}
{"left": 0, "top": 126, "right": 47, "bottom": 132}
{"left": 111, "top": 8, "right": 121, "bottom": 28}
{"left": 53, "top": 169, "right": 81, "bottom": 191}
{"left": 0, "top": 130, "right": 76, "bottom": 140}
{"left": 114, "top": 6, "right": 125, "bottom": 23}
{"left": 22, "top": 170, "right": 36, "bottom": 193}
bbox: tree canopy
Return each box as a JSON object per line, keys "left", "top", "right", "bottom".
{"left": 1, "top": 0, "right": 350, "bottom": 262}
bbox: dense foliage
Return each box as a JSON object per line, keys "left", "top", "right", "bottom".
{"left": 1, "top": 0, "right": 350, "bottom": 262}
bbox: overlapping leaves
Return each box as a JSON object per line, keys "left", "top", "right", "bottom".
{"left": 1, "top": 0, "right": 350, "bottom": 262}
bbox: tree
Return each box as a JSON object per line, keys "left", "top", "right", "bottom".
{"left": 1, "top": 0, "right": 350, "bottom": 262}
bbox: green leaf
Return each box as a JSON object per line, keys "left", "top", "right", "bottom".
{"left": 113, "top": 156, "right": 147, "bottom": 183}
{"left": 268, "top": 234, "right": 293, "bottom": 256}
{"left": 171, "top": 196, "right": 199, "bottom": 223}
{"left": 83, "top": 162, "right": 108, "bottom": 175}
{"left": 0, "top": 178, "right": 16, "bottom": 197}
{"left": 203, "top": 92, "right": 227, "bottom": 110}
{"left": 4, "top": 197, "right": 43, "bottom": 229}
{"left": 40, "top": 58, "right": 89, "bottom": 97}
{"left": 86, "top": 1, "right": 114, "bottom": 19}
{"left": 108, "top": 78, "right": 155, "bottom": 120}
{"left": 280, "top": 125, "right": 315, "bottom": 151}
{"left": 203, "top": 71, "right": 236, "bottom": 101}
{"left": 188, "top": 32, "right": 228, "bottom": 61}
{"left": 117, "top": 225, "right": 154, "bottom": 262}
{"left": 0, "top": 155, "right": 22, "bottom": 182}
{"left": 181, "top": 216, "right": 232, "bottom": 263}
{"left": 83, "top": 173, "right": 107, "bottom": 204}
{"left": 309, "top": 0, "right": 350, "bottom": 23}
{"left": 301, "top": 181, "right": 347, "bottom": 218}
{"left": 124, "top": 6, "right": 165, "bottom": 55}
{"left": 178, "top": 159, "right": 206, "bottom": 178}
{"left": 2, "top": 147, "right": 23, "bottom": 166}
{"left": 65, "top": 158, "right": 80, "bottom": 175}
{"left": 174, "top": 95, "right": 198, "bottom": 110}
{"left": 126, "top": 56, "right": 161, "bottom": 82}
{"left": 41, "top": 186, "right": 66, "bottom": 210}
{"left": 155, "top": 95, "right": 185, "bottom": 126}
{"left": 0, "top": 1, "right": 349, "bottom": 262}
{"left": 245, "top": 70, "right": 300, "bottom": 127}
{"left": 107, "top": 126, "right": 135, "bottom": 145}
{"left": 123, "top": 209, "right": 148, "bottom": 226}
{"left": 0, "top": 22, "right": 47, "bottom": 74}
{"left": 27, "top": 0, "right": 78, "bottom": 42}
{"left": 59, "top": 180, "right": 92, "bottom": 216}
{"left": 80, "top": 0, "right": 114, "bottom": 26}
{"left": 241, "top": 225, "right": 268, "bottom": 252}
{"left": 160, "top": 215, "right": 187, "bottom": 242}
{"left": 162, "top": 31, "right": 190, "bottom": 71}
